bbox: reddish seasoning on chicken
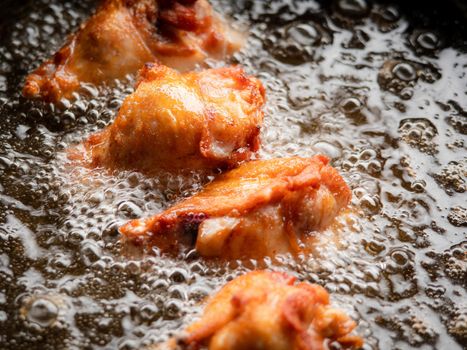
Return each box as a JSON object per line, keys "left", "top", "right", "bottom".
{"left": 23, "top": 0, "right": 244, "bottom": 102}
{"left": 157, "top": 271, "right": 363, "bottom": 350}
{"left": 121, "top": 155, "right": 352, "bottom": 259}
{"left": 83, "top": 63, "right": 265, "bottom": 172}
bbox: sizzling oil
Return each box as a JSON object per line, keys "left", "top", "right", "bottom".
{"left": 0, "top": 0, "right": 466, "bottom": 349}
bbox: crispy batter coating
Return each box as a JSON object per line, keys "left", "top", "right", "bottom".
{"left": 23, "top": 0, "right": 244, "bottom": 102}
{"left": 84, "top": 63, "right": 265, "bottom": 172}
{"left": 120, "top": 155, "right": 352, "bottom": 258}
{"left": 158, "top": 271, "right": 363, "bottom": 350}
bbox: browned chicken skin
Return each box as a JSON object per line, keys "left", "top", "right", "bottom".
{"left": 23, "top": 0, "right": 244, "bottom": 102}
{"left": 121, "top": 155, "right": 352, "bottom": 258}
{"left": 157, "top": 271, "right": 363, "bottom": 350}
{"left": 83, "top": 63, "right": 265, "bottom": 172}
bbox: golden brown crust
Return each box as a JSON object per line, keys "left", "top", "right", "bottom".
{"left": 174, "top": 271, "right": 363, "bottom": 350}
{"left": 84, "top": 63, "right": 265, "bottom": 174}
{"left": 120, "top": 155, "right": 352, "bottom": 258}
{"left": 23, "top": 0, "right": 244, "bottom": 102}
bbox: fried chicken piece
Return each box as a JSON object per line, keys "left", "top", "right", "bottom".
{"left": 121, "top": 155, "right": 352, "bottom": 258}
{"left": 158, "top": 271, "right": 363, "bottom": 350}
{"left": 84, "top": 63, "right": 265, "bottom": 172}
{"left": 23, "top": 0, "right": 244, "bottom": 102}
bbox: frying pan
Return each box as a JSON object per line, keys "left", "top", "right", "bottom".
{"left": 0, "top": 0, "right": 467, "bottom": 349}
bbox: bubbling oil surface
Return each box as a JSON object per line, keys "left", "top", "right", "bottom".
{"left": 0, "top": 0, "right": 466, "bottom": 349}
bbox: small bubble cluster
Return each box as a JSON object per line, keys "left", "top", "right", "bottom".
{"left": 398, "top": 118, "right": 438, "bottom": 154}
{"left": 375, "top": 308, "right": 439, "bottom": 347}
{"left": 377, "top": 59, "right": 441, "bottom": 99}
{"left": 432, "top": 160, "right": 466, "bottom": 195}
{"left": 266, "top": 21, "right": 332, "bottom": 65}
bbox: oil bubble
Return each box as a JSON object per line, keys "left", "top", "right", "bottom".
{"left": 416, "top": 32, "right": 439, "bottom": 50}
{"left": 286, "top": 23, "right": 321, "bottom": 46}
{"left": 378, "top": 5, "right": 400, "bottom": 22}
{"left": 392, "top": 62, "right": 417, "bottom": 82}
{"left": 340, "top": 97, "right": 363, "bottom": 114}
{"left": 312, "top": 141, "right": 341, "bottom": 159}
{"left": 336, "top": 0, "right": 370, "bottom": 18}
{"left": 24, "top": 298, "right": 59, "bottom": 327}
{"left": 378, "top": 59, "right": 441, "bottom": 98}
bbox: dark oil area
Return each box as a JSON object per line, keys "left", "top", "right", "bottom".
{"left": 0, "top": 0, "right": 466, "bottom": 349}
